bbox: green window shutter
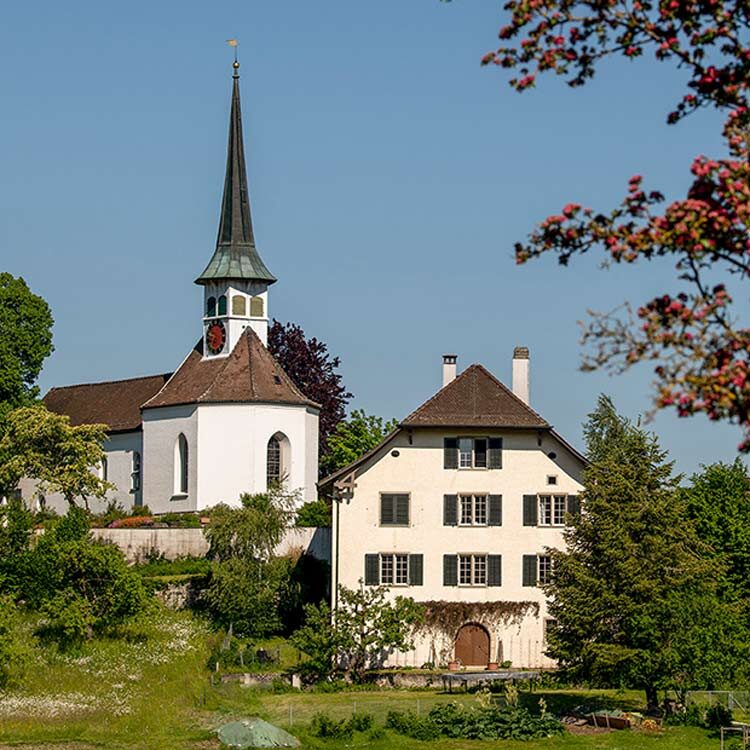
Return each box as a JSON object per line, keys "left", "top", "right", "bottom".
{"left": 523, "top": 495, "right": 538, "bottom": 526}
{"left": 395, "top": 494, "right": 410, "bottom": 525}
{"left": 522, "top": 555, "right": 537, "bottom": 587}
{"left": 443, "top": 554, "right": 458, "bottom": 586}
{"left": 488, "top": 495, "right": 503, "bottom": 526}
{"left": 566, "top": 495, "right": 581, "bottom": 519}
{"left": 409, "top": 554, "right": 423, "bottom": 586}
{"left": 380, "top": 495, "right": 394, "bottom": 525}
{"left": 488, "top": 438, "right": 503, "bottom": 469}
{"left": 443, "top": 495, "right": 458, "bottom": 526}
{"left": 444, "top": 438, "right": 458, "bottom": 469}
{"left": 365, "top": 554, "right": 379, "bottom": 585}
{"left": 488, "top": 555, "right": 502, "bottom": 586}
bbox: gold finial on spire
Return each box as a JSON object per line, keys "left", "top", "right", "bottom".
{"left": 227, "top": 39, "right": 239, "bottom": 76}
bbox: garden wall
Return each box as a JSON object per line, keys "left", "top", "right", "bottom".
{"left": 92, "top": 526, "right": 331, "bottom": 563}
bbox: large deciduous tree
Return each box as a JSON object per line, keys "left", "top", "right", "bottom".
{"left": 0, "top": 406, "right": 111, "bottom": 505}
{"left": 321, "top": 409, "right": 399, "bottom": 476}
{"left": 0, "top": 273, "right": 54, "bottom": 417}
{"left": 545, "top": 396, "right": 744, "bottom": 707}
{"left": 267, "top": 320, "right": 352, "bottom": 460}
{"left": 470, "top": 0, "right": 750, "bottom": 448}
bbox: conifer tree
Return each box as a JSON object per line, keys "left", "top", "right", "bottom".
{"left": 545, "top": 395, "right": 743, "bottom": 707}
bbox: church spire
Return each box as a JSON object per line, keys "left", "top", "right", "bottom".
{"left": 196, "top": 61, "right": 276, "bottom": 286}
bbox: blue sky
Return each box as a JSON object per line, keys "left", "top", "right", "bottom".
{"left": 1, "top": 0, "right": 742, "bottom": 477}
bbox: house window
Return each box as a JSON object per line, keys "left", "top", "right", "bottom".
{"left": 380, "top": 553, "right": 409, "bottom": 585}
{"left": 380, "top": 493, "right": 409, "bottom": 526}
{"left": 543, "top": 618, "right": 557, "bottom": 644}
{"left": 458, "top": 554, "right": 487, "bottom": 586}
{"left": 459, "top": 495, "right": 488, "bottom": 526}
{"left": 538, "top": 555, "right": 553, "bottom": 585}
{"left": 174, "top": 434, "right": 188, "bottom": 495}
{"left": 131, "top": 451, "right": 141, "bottom": 492}
{"left": 218, "top": 295, "right": 227, "bottom": 315}
{"left": 539, "top": 495, "right": 567, "bottom": 526}
{"left": 444, "top": 437, "right": 502, "bottom": 469}
{"left": 267, "top": 436, "right": 281, "bottom": 487}
{"left": 99, "top": 457, "right": 108, "bottom": 481}
{"left": 547, "top": 475, "right": 558, "bottom": 486}
{"left": 206, "top": 296, "right": 216, "bottom": 316}
{"left": 232, "top": 295, "right": 246, "bottom": 316}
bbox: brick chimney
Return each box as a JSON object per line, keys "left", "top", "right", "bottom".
{"left": 512, "top": 346, "right": 530, "bottom": 404}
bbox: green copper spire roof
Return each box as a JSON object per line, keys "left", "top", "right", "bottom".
{"left": 196, "top": 64, "right": 276, "bottom": 286}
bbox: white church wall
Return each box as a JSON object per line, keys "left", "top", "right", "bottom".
{"left": 18, "top": 431, "right": 143, "bottom": 515}
{"left": 142, "top": 405, "right": 198, "bottom": 514}
{"left": 195, "top": 402, "right": 318, "bottom": 510}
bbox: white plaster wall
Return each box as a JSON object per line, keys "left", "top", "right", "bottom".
{"left": 142, "top": 405, "right": 199, "bottom": 514}
{"left": 333, "top": 427, "right": 585, "bottom": 669}
{"left": 196, "top": 402, "right": 319, "bottom": 510}
{"left": 19, "top": 431, "right": 143, "bottom": 515}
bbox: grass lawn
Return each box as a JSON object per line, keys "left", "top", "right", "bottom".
{"left": 0, "top": 610, "right": 725, "bottom": 750}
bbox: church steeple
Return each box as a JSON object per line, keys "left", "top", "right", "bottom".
{"left": 198, "top": 60, "right": 275, "bottom": 357}
{"left": 196, "top": 62, "right": 276, "bottom": 286}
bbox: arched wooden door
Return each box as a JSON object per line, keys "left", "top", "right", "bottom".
{"left": 455, "top": 623, "right": 490, "bottom": 666}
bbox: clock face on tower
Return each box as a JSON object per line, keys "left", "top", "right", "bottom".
{"left": 205, "top": 321, "right": 227, "bottom": 355}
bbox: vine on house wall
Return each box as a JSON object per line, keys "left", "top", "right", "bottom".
{"left": 419, "top": 600, "right": 540, "bottom": 640}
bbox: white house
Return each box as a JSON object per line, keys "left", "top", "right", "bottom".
{"left": 320, "top": 350, "right": 585, "bottom": 670}
{"left": 24, "top": 62, "right": 319, "bottom": 514}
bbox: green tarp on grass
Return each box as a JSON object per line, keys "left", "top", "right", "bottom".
{"left": 218, "top": 718, "right": 300, "bottom": 748}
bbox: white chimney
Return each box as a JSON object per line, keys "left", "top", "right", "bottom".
{"left": 442, "top": 354, "right": 457, "bottom": 387}
{"left": 512, "top": 346, "right": 530, "bottom": 404}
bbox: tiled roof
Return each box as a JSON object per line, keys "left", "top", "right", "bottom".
{"left": 44, "top": 373, "right": 172, "bottom": 432}
{"left": 401, "top": 364, "right": 549, "bottom": 428}
{"left": 142, "top": 327, "right": 318, "bottom": 410}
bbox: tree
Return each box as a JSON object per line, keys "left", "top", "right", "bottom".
{"left": 0, "top": 596, "right": 33, "bottom": 688}
{"left": 204, "top": 488, "right": 298, "bottom": 564}
{"left": 0, "top": 273, "right": 54, "bottom": 417}
{"left": 291, "top": 584, "right": 424, "bottom": 682}
{"left": 0, "top": 405, "right": 111, "bottom": 505}
{"left": 545, "top": 396, "right": 742, "bottom": 707}
{"left": 681, "top": 460, "right": 750, "bottom": 604}
{"left": 471, "top": 0, "right": 750, "bottom": 448}
{"left": 295, "top": 498, "right": 332, "bottom": 528}
{"left": 268, "top": 320, "right": 352, "bottom": 459}
{"left": 0, "top": 495, "right": 34, "bottom": 595}
{"left": 321, "top": 409, "right": 399, "bottom": 476}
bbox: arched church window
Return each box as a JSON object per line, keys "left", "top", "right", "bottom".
{"left": 206, "top": 296, "right": 216, "bottom": 317}
{"left": 250, "top": 296, "right": 264, "bottom": 317}
{"left": 218, "top": 295, "right": 227, "bottom": 316}
{"left": 267, "top": 436, "right": 281, "bottom": 488}
{"left": 131, "top": 451, "right": 141, "bottom": 492}
{"left": 232, "top": 295, "right": 247, "bottom": 316}
{"left": 174, "top": 434, "right": 188, "bottom": 495}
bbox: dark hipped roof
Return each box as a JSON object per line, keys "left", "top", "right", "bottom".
{"left": 402, "top": 364, "right": 549, "bottom": 428}
{"left": 195, "top": 69, "right": 276, "bottom": 286}
{"left": 44, "top": 373, "right": 172, "bottom": 432}
{"left": 143, "top": 327, "right": 318, "bottom": 410}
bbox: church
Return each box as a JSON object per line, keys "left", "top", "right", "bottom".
{"left": 34, "top": 62, "right": 320, "bottom": 515}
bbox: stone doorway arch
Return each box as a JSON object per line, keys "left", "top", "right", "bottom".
{"left": 455, "top": 623, "right": 491, "bottom": 667}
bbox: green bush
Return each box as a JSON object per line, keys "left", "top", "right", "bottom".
{"left": 158, "top": 512, "right": 202, "bottom": 528}
{"left": 310, "top": 713, "right": 353, "bottom": 740}
{"left": 134, "top": 555, "right": 211, "bottom": 578}
{"left": 295, "top": 499, "right": 331, "bottom": 528}
{"left": 348, "top": 712, "right": 374, "bottom": 732}
{"left": 0, "top": 596, "right": 32, "bottom": 687}
{"left": 706, "top": 701, "right": 733, "bottom": 729}
{"left": 386, "top": 701, "right": 564, "bottom": 742}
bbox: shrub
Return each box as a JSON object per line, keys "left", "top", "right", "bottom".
{"left": 0, "top": 596, "right": 32, "bottom": 687}
{"left": 295, "top": 499, "right": 331, "bottom": 528}
{"left": 706, "top": 701, "right": 733, "bottom": 729}
{"left": 108, "top": 515, "right": 154, "bottom": 528}
{"left": 158, "top": 512, "right": 202, "bottom": 528}
{"left": 387, "top": 701, "right": 564, "bottom": 742}
{"left": 348, "top": 712, "right": 374, "bottom": 733}
{"left": 310, "top": 713, "right": 353, "bottom": 740}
